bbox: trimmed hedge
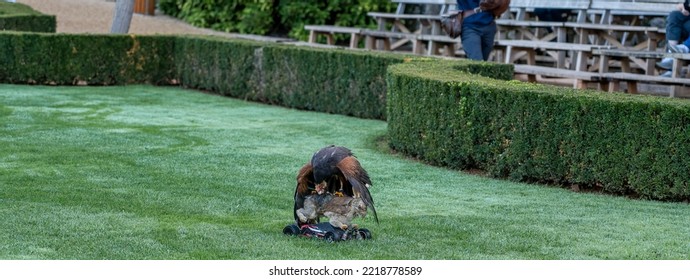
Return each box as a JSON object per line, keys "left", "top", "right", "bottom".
{"left": 173, "top": 39, "right": 511, "bottom": 119}
{"left": 0, "top": 32, "right": 409, "bottom": 119}
{"left": 0, "top": 2, "right": 56, "bottom": 33}
{"left": 387, "top": 60, "right": 690, "bottom": 201}
{"left": 2, "top": 31, "right": 689, "bottom": 201}
{"left": 175, "top": 37, "right": 408, "bottom": 119}
{"left": 0, "top": 33, "right": 176, "bottom": 85}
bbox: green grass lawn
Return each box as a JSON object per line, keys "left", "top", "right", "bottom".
{"left": 1, "top": 84, "right": 689, "bottom": 260}
{"left": 0, "top": 2, "right": 42, "bottom": 16}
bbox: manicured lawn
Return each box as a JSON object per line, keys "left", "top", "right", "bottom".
{"left": 0, "top": 2, "right": 43, "bottom": 16}
{"left": 0, "top": 84, "right": 688, "bottom": 259}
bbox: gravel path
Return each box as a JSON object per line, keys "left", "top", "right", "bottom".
{"left": 17, "top": 0, "right": 232, "bottom": 36}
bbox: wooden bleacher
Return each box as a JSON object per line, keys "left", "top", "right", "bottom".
{"left": 304, "top": 25, "right": 363, "bottom": 48}
{"left": 301, "top": 0, "right": 690, "bottom": 97}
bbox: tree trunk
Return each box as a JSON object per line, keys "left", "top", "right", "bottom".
{"left": 110, "top": 0, "right": 135, "bottom": 34}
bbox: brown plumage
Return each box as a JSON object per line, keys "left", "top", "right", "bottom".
{"left": 293, "top": 145, "right": 378, "bottom": 225}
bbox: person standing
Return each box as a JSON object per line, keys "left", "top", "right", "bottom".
{"left": 456, "top": 0, "right": 496, "bottom": 61}
{"left": 455, "top": 0, "right": 508, "bottom": 61}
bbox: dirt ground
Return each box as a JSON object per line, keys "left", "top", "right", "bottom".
{"left": 17, "top": 0, "right": 229, "bottom": 36}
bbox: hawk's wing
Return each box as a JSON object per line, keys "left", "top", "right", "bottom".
{"left": 294, "top": 162, "right": 315, "bottom": 225}
{"left": 336, "top": 156, "right": 378, "bottom": 224}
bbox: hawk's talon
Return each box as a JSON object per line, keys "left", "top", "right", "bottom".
{"left": 334, "top": 191, "right": 344, "bottom": 197}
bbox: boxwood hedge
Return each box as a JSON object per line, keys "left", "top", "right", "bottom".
{"left": 1, "top": 31, "right": 688, "bottom": 201}
{"left": 387, "top": 60, "right": 690, "bottom": 201}
{"left": 0, "top": 2, "right": 56, "bottom": 33}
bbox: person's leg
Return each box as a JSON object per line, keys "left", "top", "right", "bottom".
{"left": 461, "top": 25, "right": 484, "bottom": 60}
{"left": 659, "top": 14, "right": 690, "bottom": 75}
{"left": 480, "top": 22, "right": 497, "bottom": 61}
{"left": 667, "top": 10, "right": 688, "bottom": 45}
{"left": 683, "top": 36, "right": 690, "bottom": 50}
{"left": 682, "top": 17, "right": 690, "bottom": 43}
{"left": 462, "top": 23, "right": 497, "bottom": 61}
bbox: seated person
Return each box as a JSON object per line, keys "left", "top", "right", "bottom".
{"left": 665, "top": 0, "right": 690, "bottom": 52}
{"left": 658, "top": 1, "right": 690, "bottom": 76}
{"left": 533, "top": 8, "right": 571, "bottom": 22}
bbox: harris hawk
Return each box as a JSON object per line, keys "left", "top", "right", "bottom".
{"left": 293, "top": 145, "right": 378, "bottom": 226}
